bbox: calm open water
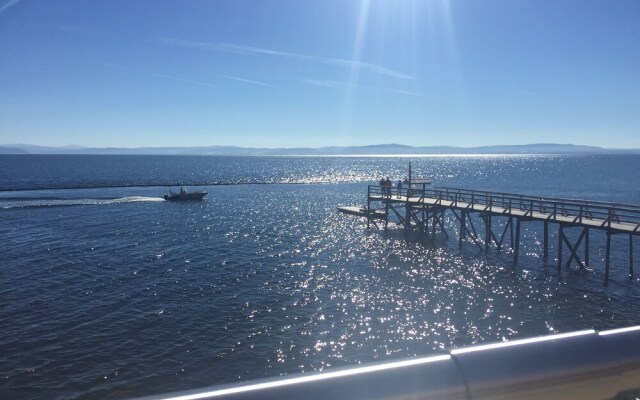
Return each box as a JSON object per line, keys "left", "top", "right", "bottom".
{"left": 1, "top": 154, "right": 639, "bottom": 399}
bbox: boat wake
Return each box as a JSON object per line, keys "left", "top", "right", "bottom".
{"left": 0, "top": 196, "right": 165, "bottom": 209}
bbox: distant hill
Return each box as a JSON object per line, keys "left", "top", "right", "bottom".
{"left": 0, "top": 146, "right": 28, "bottom": 154}
{"left": 1, "top": 143, "right": 638, "bottom": 155}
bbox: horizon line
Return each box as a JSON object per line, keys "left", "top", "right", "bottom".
{"left": 2, "top": 142, "right": 639, "bottom": 151}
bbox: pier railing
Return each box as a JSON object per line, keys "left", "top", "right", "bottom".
{"left": 369, "top": 185, "right": 640, "bottom": 233}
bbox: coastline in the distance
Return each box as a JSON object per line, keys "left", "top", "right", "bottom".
{"left": 1, "top": 143, "right": 639, "bottom": 156}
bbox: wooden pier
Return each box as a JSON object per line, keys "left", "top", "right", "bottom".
{"left": 340, "top": 185, "right": 640, "bottom": 285}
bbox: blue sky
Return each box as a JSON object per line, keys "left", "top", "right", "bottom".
{"left": 1, "top": 0, "right": 639, "bottom": 148}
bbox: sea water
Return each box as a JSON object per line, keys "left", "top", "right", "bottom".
{"left": 1, "top": 154, "right": 639, "bottom": 399}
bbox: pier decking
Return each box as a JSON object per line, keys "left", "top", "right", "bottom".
{"left": 339, "top": 185, "right": 640, "bottom": 285}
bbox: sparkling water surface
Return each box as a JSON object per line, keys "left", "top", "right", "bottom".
{"left": 1, "top": 154, "right": 639, "bottom": 399}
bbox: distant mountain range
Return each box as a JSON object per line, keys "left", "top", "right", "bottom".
{"left": 1, "top": 143, "right": 638, "bottom": 155}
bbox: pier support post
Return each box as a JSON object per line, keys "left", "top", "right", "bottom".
{"left": 513, "top": 219, "right": 521, "bottom": 266}
{"left": 384, "top": 200, "right": 389, "bottom": 231}
{"left": 404, "top": 202, "right": 411, "bottom": 230}
{"left": 630, "top": 235, "right": 634, "bottom": 278}
{"left": 510, "top": 218, "right": 514, "bottom": 250}
{"left": 543, "top": 221, "right": 549, "bottom": 258}
{"left": 585, "top": 228, "right": 590, "bottom": 267}
{"left": 367, "top": 186, "right": 371, "bottom": 230}
{"left": 557, "top": 225, "right": 563, "bottom": 272}
{"left": 605, "top": 231, "right": 611, "bottom": 286}
{"left": 459, "top": 211, "right": 466, "bottom": 248}
{"left": 485, "top": 215, "right": 491, "bottom": 253}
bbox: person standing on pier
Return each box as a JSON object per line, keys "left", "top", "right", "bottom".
{"left": 379, "top": 177, "right": 386, "bottom": 197}
{"left": 397, "top": 179, "right": 402, "bottom": 198}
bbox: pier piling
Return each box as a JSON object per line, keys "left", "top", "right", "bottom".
{"left": 631, "top": 235, "right": 634, "bottom": 278}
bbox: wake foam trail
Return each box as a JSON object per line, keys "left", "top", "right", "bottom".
{"left": 0, "top": 196, "right": 165, "bottom": 210}
{"left": 108, "top": 196, "right": 166, "bottom": 204}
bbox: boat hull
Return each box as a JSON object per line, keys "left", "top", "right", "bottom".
{"left": 163, "top": 191, "right": 207, "bottom": 201}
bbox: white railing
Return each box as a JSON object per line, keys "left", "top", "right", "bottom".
{"left": 138, "top": 326, "right": 640, "bottom": 400}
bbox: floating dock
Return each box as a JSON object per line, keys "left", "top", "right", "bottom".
{"left": 341, "top": 184, "right": 639, "bottom": 285}
{"left": 337, "top": 206, "right": 387, "bottom": 219}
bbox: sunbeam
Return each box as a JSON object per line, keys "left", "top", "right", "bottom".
{"left": 340, "top": 0, "right": 372, "bottom": 144}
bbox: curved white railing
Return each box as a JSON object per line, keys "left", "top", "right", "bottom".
{"left": 138, "top": 326, "right": 640, "bottom": 400}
